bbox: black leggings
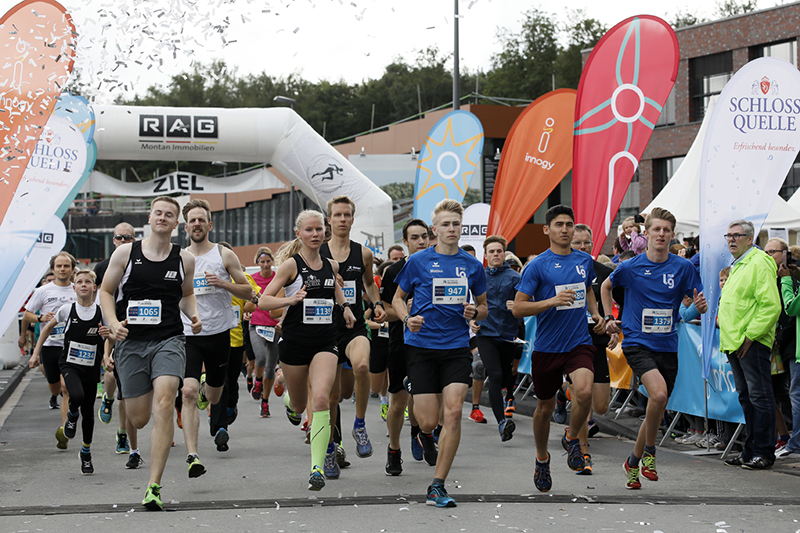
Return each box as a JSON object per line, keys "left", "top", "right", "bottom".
{"left": 475, "top": 337, "right": 517, "bottom": 424}
{"left": 61, "top": 365, "right": 100, "bottom": 444}
{"left": 210, "top": 345, "right": 244, "bottom": 434}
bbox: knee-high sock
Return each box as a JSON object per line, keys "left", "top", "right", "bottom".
{"left": 310, "top": 410, "right": 331, "bottom": 470}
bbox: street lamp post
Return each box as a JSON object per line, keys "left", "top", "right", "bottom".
{"left": 453, "top": 0, "right": 460, "bottom": 111}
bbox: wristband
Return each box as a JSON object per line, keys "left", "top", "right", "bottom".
{"left": 341, "top": 302, "right": 351, "bottom": 310}
{"left": 603, "top": 315, "right": 614, "bottom": 323}
{"left": 471, "top": 307, "right": 478, "bottom": 320}
{"left": 374, "top": 301, "right": 384, "bottom": 308}
{"left": 37, "top": 315, "right": 42, "bottom": 323}
{"left": 403, "top": 315, "right": 410, "bottom": 328}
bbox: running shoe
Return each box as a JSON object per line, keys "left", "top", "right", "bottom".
{"left": 197, "top": 373, "right": 210, "bottom": 410}
{"left": 675, "top": 429, "right": 695, "bottom": 444}
{"left": 696, "top": 433, "right": 721, "bottom": 449}
{"left": 385, "top": 446, "right": 402, "bottom": 476}
{"left": 214, "top": 427, "right": 229, "bottom": 451}
{"left": 324, "top": 448, "right": 340, "bottom": 479}
{"left": 260, "top": 400, "right": 270, "bottom": 418}
{"left": 417, "top": 432, "right": 438, "bottom": 466}
{"left": 49, "top": 395, "right": 59, "bottom": 410}
{"left": 64, "top": 411, "right": 79, "bottom": 439}
{"left": 404, "top": 407, "right": 409, "bottom": 420}
{"left": 126, "top": 452, "right": 144, "bottom": 469}
{"left": 251, "top": 379, "right": 263, "bottom": 401}
{"left": 426, "top": 484, "right": 456, "bottom": 507}
{"left": 411, "top": 434, "right": 424, "bottom": 461}
{"left": 469, "top": 407, "right": 487, "bottom": 424}
{"left": 499, "top": 418, "right": 516, "bottom": 442}
{"left": 274, "top": 369, "right": 285, "bottom": 396}
{"left": 776, "top": 446, "right": 796, "bottom": 459}
{"left": 187, "top": 454, "right": 206, "bottom": 478}
{"left": 116, "top": 431, "right": 130, "bottom": 454}
{"left": 227, "top": 406, "right": 238, "bottom": 426}
{"left": 534, "top": 455, "right": 552, "bottom": 492}
{"left": 552, "top": 388, "right": 568, "bottom": 424}
{"left": 504, "top": 398, "right": 516, "bottom": 418}
{"left": 577, "top": 454, "right": 593, "bottom": 475}
{"left": 561, "top": 428, "right": 585, "bottom": 471}
{"left": 55, "top": 426, "right": 68, "bottom": 450}
{"left": 246, "top": 377, "right": 253, "bottom": 393}
{"left": 352, "top": 426, "right": 373, "bottom": 457}
{"left": 98, "top": 393, "right": 114, "bottom": 424}
{"left": 80, "top": 452, "right": 94, "bottom": 475}
{"left": 623, "top": 460, "right": 641, "bottom": 489}
{"left": 336, "top": 444, "right": 351, "bottom": 468}
{"left": 682, "top": 430, "right": 705, "bottom": 445}
{"left": 776, "top": 438, "right": 789, "bottom": 450}
{"left": 284, "top": 394, "right": 302, "bottom": 426}
{"left": 380, "top": 402, "right": 389, "bottom": 421}
{"left": 308, "top": 466, "right": 325, "bottom": 491}
{"left": 641, "top": 452, "right": 658, "bottom": 481}
{"left": 142, "top": 483, "right": 163, "bottom": 511}
{"left": 587, "top": 419, "right": 599, "bottom": 438}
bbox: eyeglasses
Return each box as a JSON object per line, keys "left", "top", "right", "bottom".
{"left": 765, "top": 249, "right": 783, "bottom": 255}
{"left": 571, "top": 241, "right": 593, "bottom": 247}
{"left": 723, "top": 233, "right": 747, "bottom": 241}
{"left": 114, "top": 234, "right": 135, "bottom": 242}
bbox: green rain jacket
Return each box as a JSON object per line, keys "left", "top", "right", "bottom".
{"left": 780, "top": 275, "right": 800, "bottom": 363}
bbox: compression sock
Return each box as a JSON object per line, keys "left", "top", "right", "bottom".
{"left": 81, "top": 443, "right": 91, "bottom": 454}
{"left": 644, "top": 445, "right": 656, "bottom": 456}
{"left": 310, "top": 410, "right": 331, "bottom": 470}
{"left": 354, "top": 416, "right": 365, "bottom": 429}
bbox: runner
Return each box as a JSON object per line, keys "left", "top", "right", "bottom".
{"left": 258, "top": 209, "right": 356, "bottom": 491}
{"left": 512, "top": 205, "right": 605, "bottom": 492}
{"left": 180, "top": 199, "right": 253, "bottom": 464}
{"left": 99, "top": 196, "right": 202, "bottom": 511}
{"left": 392, "top": 200, "right": 487, "bottom": 507}
{"left": 25, "top": 251, "right": 77, "bottom": 449}
{"left": 320, "top": 196, "right": 386, "bottom": 460}
{"left": 32, "top": 270, "right": 109, "bottom": 474}
{"left": 366, "top": 260, "right": 395, "bottom": 423}
{"left": 95, "top": 222, "right": 137, "bottom": 457}
{"left": 601, "top": 208, "right": 707, "bottom": 489}
{"left": 472, "top": 235, "right": 521, "bottom": 441}
{"left": 249, "top": 246, "right": 281, "bottom": 418}
{"left": 380, "top": 218, "right": 430, "bottom": 475}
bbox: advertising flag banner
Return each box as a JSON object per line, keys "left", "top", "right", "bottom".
{"left": 458, "top": 203, "right": 490, "bottom": 263}
{"left": 413, "top": 110, "right": 484, "bottom": 225}
{"left": 699, "top": 57, "right": 800, "bottom": 379}
{"left": 487, "top": 89, "right": 575, "bottom": 241}
{"left": 53, "top": 93, "right": 97, "bottom": 218}
{"left": 0, "top": 0, "right": 76, "bottom": 224}
{"left": 572, "top": 16, "right": 679, "bottom": 256}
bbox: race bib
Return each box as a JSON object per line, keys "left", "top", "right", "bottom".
{"left": 303, "top": 298, "right": 334, "bottom": 324}
{"left": 642, "top": 308, "right": 672, "bottom": 333}
{"left": 50, "top": 322, "right": 66, "bottom": 341}
{"left": 233, "top": 305, "right": 241, "bottom": 324}
{"left": 433, "top": 277, "right": 468, "bottom": 305}
{"left": 66, "top": 341, "right": 97, "bottom": 367}
{"left": 193, "top": 274, "right": 215, "bottom": 295}
{"left": 256, "top": 325, "right": 276, "bottom": 342}
{"left": 555, "top": 283, "right": 586, "bottom": 310}
{"left": 378, "top": 324, "right": 389, "bottom": 338}
{"left": 342, "top": 280, "right": 357, "bottom": 305}
{"left": 127, "top": 300, "right": 162, "bottom": 325}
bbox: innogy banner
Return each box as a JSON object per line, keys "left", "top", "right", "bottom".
{"left": 487, "top": 89, "right": 575, "bottom": 242}
{"left": 572, "top": 16, "right": 679, "bottom": 256}
{"left": 699, "top": 57, "right": 800, "bottom": 380}
{"left": 413, "top": 110, "right": 484, "bottom": 225}
{"left": 0, "top": 0, "right": 76, "bottom": 224}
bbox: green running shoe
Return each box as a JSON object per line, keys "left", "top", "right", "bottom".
{"left": 197, "top": 373, "right": 210, "bottom": 410}
{"left": 142, "top": 483, "right": 163, "bottom": 511}
{"left": 187, "top": 454, "right": 206, "bottom": 478}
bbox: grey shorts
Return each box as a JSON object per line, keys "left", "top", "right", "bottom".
{"left": 115, "top": 335, "right": 186, "bottom": 399}
{"left": 249, "top": 325, "right": 280, "bottom": 378}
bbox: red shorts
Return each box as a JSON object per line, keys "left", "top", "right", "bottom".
{"left": 531, "top": 345, "right": 595, "bottom": 400}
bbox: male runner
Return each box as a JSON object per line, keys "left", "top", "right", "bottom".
{"left": 25, "top": 251, "right": 77, "bottom": 448}
{"left": 393, "top": 199, "right": 487, "bottom": 508}
{"left": 601, "top": 208, "right": 707, "bottom": 489}
{"left": 181, "top": 199, "right": 253, "bottom": 466}
{"left": 512, "top": 205, "right": 605, "bottom": 492}
{"left": 380, "top": 218, "right": 430, "bottom": 475}
{"left": 320, "top": 196, "right": 386, "bottom": 460}
{"left": 100, "top": 196, "right": 202, "bottom": 510}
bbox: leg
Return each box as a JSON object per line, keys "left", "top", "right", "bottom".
{"left": 181, "top": 377, "right": 201, "bottom": 456}
{"left": 149, "top": 375, "right": 182, "bottom": 485}
{"left": 261, "top": 340, "right": 280, "bottom": 405}
{"left": 566, "top": 368, "right": 594, "bottom": 441}
{"left": 784, "top": 357, "right": 800, "bottom": 453}
{"left": 387, "top": 390, "right": 409, "bottom": 450}
{"left": 79, "top": 374, "right": 97, "bottom": 445}
{"left": 534, "top": 397, "right": 556, "bottom": 459}
{"left": 432, "top": 382, "right": 469, "bottom": 481}
{"left": 728, "top": 353, "right": 756, "bottom": 459}
{"left": 282, "top": 363, "right": 310, "bottom": 415}
{"left": 636, "top": 369, "right": 669, "bottom": 455}
{"left": 737, "top": 342, "right": 776, "bottom": 461}
{"left": 346, "top": 336, "right": 371, "bottom": 420}
{"left": 477, "top": 338, "right": 505, "bottom": 424}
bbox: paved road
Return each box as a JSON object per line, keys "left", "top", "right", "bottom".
{"left": 1, "top": 371, "right": 799, "bottom": 532}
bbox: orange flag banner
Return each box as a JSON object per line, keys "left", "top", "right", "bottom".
{"left": 487, "top": 89, "right": 576, "bottom": 241}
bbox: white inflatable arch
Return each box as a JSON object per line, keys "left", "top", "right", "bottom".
{"left": 92, "top": 105, "right": 393, "bottom": 253}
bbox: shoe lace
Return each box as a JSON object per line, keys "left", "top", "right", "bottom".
{"left": 641, "top": 454, "right": 657, "bottom": 472}
{"left": 354, "top": 427, "right": 369, "bottom": 445}
{"left": 429, "top": 485, "right": 447, "bottom": 498}
{"left": 626, "top": 464, "right": 640, "bottom": 483}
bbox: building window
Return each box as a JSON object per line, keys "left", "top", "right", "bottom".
{"left": 655, "top": 87, "right": 676, "bottom": 127}
{"left": 653, "top": 156, "right": 685, "bottom": 195}
{"left": 751, "top": 39, "right": 797, "bottom": 66}
{"left": 779, "top": 152, "right": 800, "bottom": 201}
{"left": 689, "top": 52, "right": 733, "bottom": 122}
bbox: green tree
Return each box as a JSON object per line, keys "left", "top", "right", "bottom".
{"left": 554, "top": 11, "right": 607, "bottom": 89}
{"left": 715, "top": 0, "right": 757, "bottom": 17}
{"left": 670, "top": 9, "right": 706, "bottom": 28}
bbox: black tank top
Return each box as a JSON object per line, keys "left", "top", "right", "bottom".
{"left": 117, "top": 241, "right": 184, "bottom": 341}
{"left": 320, "top": 240, "right": 366, "bottom": 331}
{"left": 61, "top": 303, "right": 105, "bottom": 372}
{"left": 282, "top": 253, "right": 338, "bottom": 344}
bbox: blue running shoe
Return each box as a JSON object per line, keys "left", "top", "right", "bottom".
{"left": 214, "top": 427, "right": 229, "bottom": 452}
{"left": 411, "top": 434, "right": 424, "bottom": 461}
{"left": 534, "top": 455, "right": 552, "bottom": 492}
{"left": 98, "top": 393, "right": 113, "bottom": 424}
{"left": 499, "top": 418, "right": 516, "bottom": 442}
{"left": 352, "top": 426, "right": 373, "bottom": 458}
{"left": 561, "top": 428, "right": 585, "bottom": 471}
{"left": 308, "top": 467, "right": 325, "bottom": 491}
{"left": 116, "top": 430, "right": 130, "bottom": 454}
{"left": 324, "top": 448, "right": 340, "bottom": 479}
{"left": 426, "top": 483, "right": 456, "bottom": 507}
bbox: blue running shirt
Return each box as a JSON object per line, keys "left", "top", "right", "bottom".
{"left": 515, "top": 249, "right": 595, "bottom": 353}
{"left": 396, "top": 246, "right": 487, "bottom": 350}
{"left": 609, "top": 253, "right": 703, "bottom": 352}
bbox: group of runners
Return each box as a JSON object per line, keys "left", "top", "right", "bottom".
{"left": 22, "top": 193, "right": 709, "bottom": 510}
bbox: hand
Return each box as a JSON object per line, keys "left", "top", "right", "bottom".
{"left": 407, "top": 315, "right": 424, "bottom": 333}
{"left": 605, "top": 319, "right": 621, "bottom": 335}
{"left": 29, "top": 352, "right": 40, "bottom": 368}
{"left": 287, "top": 285, "right": 307, "bottom": 306}
{"left": 336, "top": 274, "right": 344, "bottom": 288}
{"left": 505, "top": 300, "right": 514, "bottom": 311}
{"left": 275, "top": 320, "right": 283, "bottom": 335}
{"left": 591, "top": 314, "right": 606, "bottom": 334}
{"left": 693, "top": 289, "right": 708, "bottom": 314}
{"left": 462, "top": 302, "right": 478, "bottom": 320}
{"left": 111, "top": 319, "right": 129, "bottom": 341}
{"left": 778, "top": 264, "right": 791, "bottom": 278}
{"left": 190, "top": 315, "right": 202, "bottom": 335}
{"left": 343, "top": 306, "right": 356, "bottom": 329}
{"left": 736, "top": 337, "right": 753, "bottom": 359}
{"left": 18, "top": 334, "right": 25, "bottom": 350}
{"left": 372, "top": 304, "right": 387, "bottom": 323}
{"left": 678, "top": 248, "right": 686, "bottom": 258}
{"left": 469, "top": 320, "right": 480, "bottom": 334}
{"left": 40, "top": 311, "right": 55, "bottom": 324}
{"left": 250, "top": 289, "right": 260, "bottom": 304}
{"left": 607, "top": 333, "right": 619, "bottom": 350}
{"left": 103, "top": 351, "right": 115, "bottom": 370}
{"left": 551, "top": 289, "right": 576, "bottom": 308}
{"left": 98, "top": 322, "right": 111, "bottom": 338}
{"left": 204, "top": 271, "right": 223, "bottom": 288}
{"left": 243, "top": 311, "right": 252, "bottom": 321}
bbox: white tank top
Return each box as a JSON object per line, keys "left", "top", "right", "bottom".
{"left": 182, "top": 244, "right": 237, "bottom": 336}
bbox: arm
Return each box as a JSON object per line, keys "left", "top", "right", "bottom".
{"left": 781, "top": 274, "right": 800, "bottom": 317}
{"left": 209, "top": 247, "right": 253, "bottom": 299}
{"left": 743, "top": 263, "right": 782, "bottom": 342}
{"left": 511, "top": 289, "right": 577, "bottom": 318}
{"left": 362, "top": 246, "right": 386, "bottom": 322}
{"left": 392, "top": 286, "right": 424, "bottom": 332}
{"left": 332, "top": 260, "right": 356, "bottom": 328}
{"left": 30, "top": 317, "right": 57, "bottom": 368}
{"left": 600, "top": 277, "right": 622, "bottom": 334}
{"left": 178, "top": 251, "right": 202, "bottom": 335}
{"left": 258, "top": 259, "right": 305, "bottom": 311}
{"left": 466, "top": 292, "right": 488, "bottom": 321}
{"left": 100, "top": 244, "right": 132, "bottom": 341}
{"left": 630, "top": 230, "right": 647, "bottom": 254}
{"left": 18, "top": 316, "right": 31, "bottom": 349}
{"left": 586, "top": 288, "right": 605, "bottom": 334}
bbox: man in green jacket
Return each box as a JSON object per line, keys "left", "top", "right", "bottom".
{"left": 777, "top": 258, "right": 800, "bottom": 459}
{"left": 718, "top": 219, "right": 781, "bottom": 470}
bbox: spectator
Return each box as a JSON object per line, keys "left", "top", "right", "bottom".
{"left": 618, "top": 216, "right": 647, "bottom": 255}
{"left": 670, "top": 244, "right": 686, "bottom": 257}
